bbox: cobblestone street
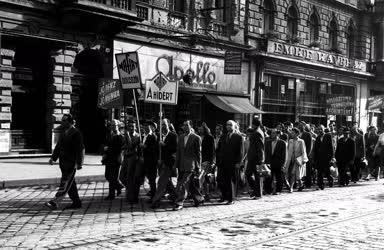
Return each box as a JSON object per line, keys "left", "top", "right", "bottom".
{"left": 1, "top": 180, "right": 384, "bottom": 249}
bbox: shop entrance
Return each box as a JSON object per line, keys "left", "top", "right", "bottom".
{"left": 9, "top": 38, "right": 51, "bottom": 152}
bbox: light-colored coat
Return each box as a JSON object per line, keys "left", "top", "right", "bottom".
{"left": 285, "top": 138, "right": 308, "bottom": 172}
{"left": 175, "top": 132, "right": 202, "bottom": 172}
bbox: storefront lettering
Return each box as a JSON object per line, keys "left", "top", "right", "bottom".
{"left": 270, "top": 42, "right": 366, "bottom": 72}
{"left": 155, "top": 55, "right": 217, "bottom": 86}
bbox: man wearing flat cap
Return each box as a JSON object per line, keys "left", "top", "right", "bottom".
{"left": 335, "top": 127, "right": 355, "bottom": 186}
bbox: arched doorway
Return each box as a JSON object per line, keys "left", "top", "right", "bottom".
{"left": 72, "top": 48, "right": 108, "bottom": 153}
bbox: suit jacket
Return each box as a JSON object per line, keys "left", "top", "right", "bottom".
{"left": 265, "top": 139, "right": 286, "bottom": 169}
{"left": 300, "top": 131, "right": 313, "bottom": 156}
{"left": 161, "top": 131, "right": 178, "bottom": 167}
{"left": 313, "top": 133, "right": 334, "bottom": 167}
{"left": 285, "top": 138, "right": 308, "bottom": 169}
{"left": 247, "top": 127, "right": 265, "bottom": 165}
{"left": 104, "top": 132, "right": 124, "bottom": 165}
{"left": 175, "top": 132, "right": 202, "bottom": 172}
{"left": 122, "top": 132, "right": 141, "bottom": 158}
{"left": 217, "top": 132, "right": 244, "bottom": 169}
{"left": 202, "top": 134, "right": 215, "bottom": 164}
{"left": 365, "top": 133, "right": 379, "bottom": 157}
{"left": 143, "top": 133, "right": 158, "bottom": 163}
{"left": 335, "top": 137, "right": 355, "bottom": 164}
{"left": 52, "top": 126, "right": 84, "bottom": 168}
{"left": 353, "top": 133, "right": 365, "bottom": 159}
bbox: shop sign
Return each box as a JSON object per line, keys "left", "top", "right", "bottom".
{"left": 367, "top": 95, "right": 384, "bottom": 111}
{"left": 268, "top": 41, "right": 367, "bottom": 72}
{"left": 144, "top": 72, "right": 178, "bottom": 105}
{"left": 97, "top": 79, "right": 123, "bottom": 109}
{"left": 115, "top": 52, "right": 142, "bottom": 89}
{"left": 326, "top": 95, "right": 355, "bottom": 116}
{"left": 0, "top": 130, "right": 10, "bottom": 153}
{"left": 224, "top": 51, "right": 242, "bottom": 75}
{"left": 113, "top": 40, "right": 250, "bottom": 94}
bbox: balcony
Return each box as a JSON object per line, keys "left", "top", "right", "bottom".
{"left": 211, "top": 20, "right": 228, "bottom": 37}
{"left": 59, "top": 0, "right": 142, "bottom": 34}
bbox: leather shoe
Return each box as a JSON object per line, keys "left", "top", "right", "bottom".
{"left": 64, "top": 202, "right": 82, "bottom": 210}
{"left": 225, "top": 201, "right": 235, "bottom": 205}
{"left": 218, "top": 198, "right": 226, "bottom": 203}
{"left": 173, "top": 205, "right": 183, "bottom": 211}
{"left": 150, "top": 202, "right": 160, "bottom": 209}
{"left": 44, "top": 201, "right": 58, "bottom": 210}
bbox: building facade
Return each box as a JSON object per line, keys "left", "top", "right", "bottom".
{"left": 0, "top": 0, "right": 380, "bottom": 155}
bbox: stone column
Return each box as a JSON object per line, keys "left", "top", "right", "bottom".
{"left": 47, "top": 47, "right": 77, "bottom": 151}
{"left": 0, "top": 49, "right": 15, "bottom": 153}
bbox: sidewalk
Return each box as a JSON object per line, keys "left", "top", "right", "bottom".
{"left": 0, "top": 155, "right": 105, "bottom": 188}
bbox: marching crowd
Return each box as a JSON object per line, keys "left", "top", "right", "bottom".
{"left": 44, "top": 113, "right": 384, "bottom": 211}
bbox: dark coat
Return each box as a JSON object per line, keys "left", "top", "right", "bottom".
{"left": 143, "top": 133, "right": 158, "bottom": 163}
{"left": 335, "top": 137, "right": 355, "bottom": 164}
{"left": 52, "top": 126, "right": 84, "bottom": 169}
{"left": 353, "top": 133, "right": 365, "bottom": 159}
{"left": 300, "top": 131, "right": 313, "bottom": 156}
{"left": 365, "top": 133, "right": 379, "bottom": 157}
{"left": 161, "top": 131, "right": 178, "bottom": 167}
{"left": 247, "top": 128, "right": 265, "bottom": 165}
{"left": 265, "top": 139, "right": 286, "bottom": 170}
{"left": 175, "top": 132, "right": 202, "bottom": 172}
{"left": 217, "top": 132, "right": 244, "bottom": 169}
{"left": 202, "top": 134, "right": 215, "bottom": 164}
{"left": 103, "top": 133, "right": 124, "bottom": 166}
{"left": 313, "top": 133, "right": 334, "bottom": 168}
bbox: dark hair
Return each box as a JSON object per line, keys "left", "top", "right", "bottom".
{"left": 292, "top": 127, "right": 300, "bottom": 135}
{"left": 199, "top": 122, "right": 212, "bottom": 136}
{"left": 215, "top": 124, "right": 223, "bottom": 130}
{"left": 252, "top": 117, "right": 261, "bottom": 127}
{"left": 62, "top": 114, "right": 74, "bottom": 124}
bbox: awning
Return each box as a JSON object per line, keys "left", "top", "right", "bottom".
{"left": 205, "top": 95, "right": 264, "bottom": 114}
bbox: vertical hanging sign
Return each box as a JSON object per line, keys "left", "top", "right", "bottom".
{"left": 115, "top": 51, "right": 142, "bottom": 89}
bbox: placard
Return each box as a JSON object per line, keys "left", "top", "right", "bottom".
{"left": 144, "top": 72, "right": 178, "bottom": 105}
{"left": 97, "top": 79, "right": 123, "bottom": 109}
{"left": 115, "top": 51, "right": 142, "bottom": 89}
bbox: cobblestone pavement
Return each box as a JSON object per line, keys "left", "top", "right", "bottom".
{"left": 1, "top": 180, "right": 384, "bottom": 249}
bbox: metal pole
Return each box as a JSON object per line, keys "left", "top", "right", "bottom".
{"left": 158, "top": 103, "right": 163, "bottom": 162}
{"left": 132, "top": 89, "right": 142, "bottom": 142}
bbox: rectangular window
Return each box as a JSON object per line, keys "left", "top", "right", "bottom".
{"left": 170, "top": 0, "right": 185, "bottom": 13}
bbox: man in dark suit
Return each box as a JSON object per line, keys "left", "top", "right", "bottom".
{"left": 313, "top": 125, "right": 334, "bottom": 190}
{"left": 299, "top": 122, "right": 313, "bottom": 188}
{"left": 151, "top": 118, "right": 178, "bottom": 209}
{"left": 351, "top": 126, "right": 366, "bottom": 182}
{"left": 264, "top": 129, "right": 286, "bottom": 194}
{"left": 45, "top": 114, "right": 84, "bottom": 210}
{"left": 173, "top": 120, "right": 204, "bottom": 210}
{"left": 335, "top": 127, "right": 355, "bottom": 186}
{"left": 142, "top": 121, "right": 159, "bottom": 199}
{"left": 217, "top": 120, "right": 244, "bottom": 205}
{"left": 245, "top": 117, "right": 265, "bottom": 199}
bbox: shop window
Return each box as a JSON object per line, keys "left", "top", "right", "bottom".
{"left": 170, "top": 0, "right": 185, "bottom": 13}
{"left": 329, "top": 17, "right": 339, "bottom": 51}
{"left": 215, "top": 0, "right": 227, "bottom": 23}
{"left": 346, "top": 22, "right": 356, "bottom": 58}
{"left": 287, "top": 5, "right": 299, "bottom": 38}
{"left": 309, "top": 10, "right": 320, "bottom": 44}
{"left": 263, "top": 0, "right": 275, "bottom": 33}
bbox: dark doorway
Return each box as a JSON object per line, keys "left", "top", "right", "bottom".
{"left": 72, "top": 49, "right": 107, "bottom": 153}
{"left": 10, "top": 38, "right": 50, "bottom": 151}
